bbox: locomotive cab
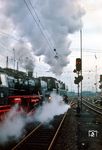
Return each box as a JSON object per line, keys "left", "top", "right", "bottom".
{"left": 0, "top": 73, "right": 9, "bottom": 105}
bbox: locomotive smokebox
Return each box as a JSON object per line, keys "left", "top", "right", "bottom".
{"left": 28, "top": 71, "right": 33, "bottom": 77}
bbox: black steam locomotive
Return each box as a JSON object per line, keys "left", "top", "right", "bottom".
{"left": 0, "top": 67, "right": 66, "bottom": 105}
{"left": 0, "top": 67, "right": 67, "bottom": 119}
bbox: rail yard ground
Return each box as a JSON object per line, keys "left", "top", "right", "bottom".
{"left": 54, "top": 106, "right": 102, "bottom": 150}
{"left": 0, "top": 100, "right": 102, "bottom": 150}
{"left": 53, "top": 109, "right": 78, "bottom": 150}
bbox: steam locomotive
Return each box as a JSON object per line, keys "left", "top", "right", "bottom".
{"left": 0, "top": 67, "right": 67, "bottom": 119}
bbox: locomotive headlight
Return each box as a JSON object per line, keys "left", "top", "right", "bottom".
{"left": 48, "top": 96, "right": 52, "bottom": 103}
{"left": 49, "top": 96, "right": 52, "bottom": 99}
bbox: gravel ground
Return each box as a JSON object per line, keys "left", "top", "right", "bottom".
{"left": 53, "top": 106, "right": 102, "bottom": 150}
{"left": 53, "top": 108, "right": 78, "bottom": 150}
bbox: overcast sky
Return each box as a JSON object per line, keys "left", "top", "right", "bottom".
{"left": 68, "top": 0, "right": 102, "bottom": 92}
{"left": 0, "top": 0, "right": 102, "bottom": 92}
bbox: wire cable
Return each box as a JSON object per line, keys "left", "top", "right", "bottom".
{"left": 27, "top": 0, "right": 55, "bottom": 48}
{"left": 0, "top": 31, "right": 20, "bottom": 42}
{"left": 23, "top": 0, "right": 54, "bottom": 56}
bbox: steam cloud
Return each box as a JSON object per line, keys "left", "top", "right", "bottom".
{"left": 0, "top": 105, "right": 26, "bottom": 144}
{"left": 34, "top": 92, "right": 70, "bottom": 123}
{"left": 0, "top": 93, "right": 70, "bottom": 144}
{"left": 14, "top": 42, "right": 35, "bottom": 71}
{"left": 0, "top": 0, "right": 85, "bottom": 74}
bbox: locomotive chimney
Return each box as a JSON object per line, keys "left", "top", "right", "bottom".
{"left": 28, "top": 71, "right": 33, "bottom": 77}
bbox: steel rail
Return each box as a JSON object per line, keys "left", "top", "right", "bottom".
{"left": 48, "top": 111, "right": 68, "bottom": 150}
{"left": 82, "top": 100, "right": 102, "bottom": 115}
{"left": 11, "top": 109, "right": 69, "bottom": 150}
{"left": 11, "top": 123, "right": 42, "bottom": 150}
{"left": 82, "top": 98, "right": 102, "bottom": 110}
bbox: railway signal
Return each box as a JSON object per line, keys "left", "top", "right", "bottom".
{"left": 74, "top": 77, "right": 79, "bottom": 84}
{"left": 76, "top": 58, "right": 81, "bottom": 71}
{"left": 99, "top": 84, "right": 102, "bottom": 89}
{"left": 99, "top": 75, "right": 102, "bottom": 91}
{"left": 73, "top": 69, "right": 77, "bottom": 73}
{"left": 74, "top": 58, "right": 83, "bottom": 111}
{"left": 74, "top": 75, "right": 83, "bottom": 84}
{"left": 99, "top": 75, "right": 102, "bottom": 82}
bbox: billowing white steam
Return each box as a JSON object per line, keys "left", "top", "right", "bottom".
{"left": 0, "top": 0, "right": 85, "bottom": 74}
{"left": 34, "top": 92, "right": 70, "bottom": 123}
{"left": 14, "top": 42, "right": 35, "bottom": 71}
{"left": 0, "top": 105, "right": 26, "bottom": 144}
{"left": 0, "top": 93, "right": 70, "bottom": 144}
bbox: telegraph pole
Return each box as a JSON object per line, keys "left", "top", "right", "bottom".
{"left": 95, "top": 55, "right": 97, "bottom": 96}
{"left": 6, "top": 56, "right": 8, "bottom": 68}
{"left": 17, "top": 61, "right": 18, "bottom": 71}
{"left": 99, "top": 75, "right": 102, "bottom": 95}
{"left": 78, "top": 71, "right": 80, "bottom": 106}
{"left": 13, "top": 48, "right": 16, "bottom": 70}
{"left": 80, "top": 29, "right": 83, "bottom": 110}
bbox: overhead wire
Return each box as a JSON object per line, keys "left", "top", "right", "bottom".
{"left": 27, "top": 0, "right": 55, "bottom": 48}
{"left": 71, "top": 48, "right": 102, "bottom": 53}
{"left": 0, "top": 30, "right": 101, "bottom": 59}
{"left": 0, "top": 0, "right": 59, "bottom": 59}
{"left": 0, "top": 41, "right": 12, "bottom": 54}
{"left": 0, "top": 31, "right": 21, "bottom": 42}
{"left": 0, "top": 43, "right": 15, "bottom": 63}
{"left": 23, "top": 0, "right": 55, "bottom": 56}
{"left": 29, "top": 1, "right": 59, "bottom": 59}
{"left": 0, "top": 38, "right": 17, "bottom": 68}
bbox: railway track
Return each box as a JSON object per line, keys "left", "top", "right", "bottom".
{"left": 82, "top": 98, "right": 102, "bottom": 115}
{"left": 11, "top": 112, "right": 68, "bottom": 150}
{"left": 0, "top": 121, "right": 41, "bottom": 150}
